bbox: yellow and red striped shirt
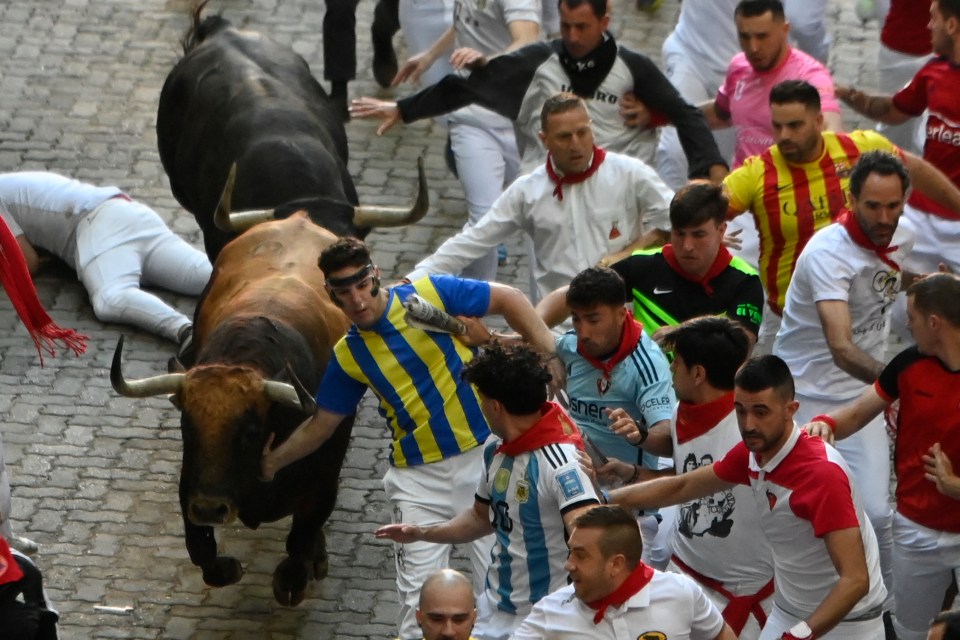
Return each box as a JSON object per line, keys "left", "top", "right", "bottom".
{"left": 724, "top": 130, "right": 901, "bottom": 314}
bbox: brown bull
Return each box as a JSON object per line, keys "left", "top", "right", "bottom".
{"left": 112, "top": 213, "right": 352, "bottom": 606}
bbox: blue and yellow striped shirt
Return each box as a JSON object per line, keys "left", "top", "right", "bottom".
{"left": 316, "top": 275, "right": 492, "bottom": 467}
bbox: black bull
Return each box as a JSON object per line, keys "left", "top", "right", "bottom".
{"left": 157, "top": 3, "right": 426, "bottom": 261}
{"left": 112, "top": 215, "right": 354, "bottom": 606}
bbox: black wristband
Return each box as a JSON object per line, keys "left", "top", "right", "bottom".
{"left": 634, "top": 420, "right": 648, "bottom": 446}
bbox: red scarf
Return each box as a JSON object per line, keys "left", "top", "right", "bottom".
{"left": 662, "top": 244, "right": 734, "bottom": 296}
{"left": 0, "top": 537, "right": 24, "bottom": 586}
{"left": 496, "top": 402, "right": 584, "bottom": 456}
{"left": 586, "top": 561, "right": 655, "bottom": 624}
{"left": 546, "top": 146, "right": 607, "bottom": 201}
{"left": 577, "top": 317, "right": 642, "bottom": 380}
{"left": 0, "top": 216, "right": 87, "bottom": 365}
{"left": 676, "top": 393, "right": 735, "bottom": 445}
{"left": 839, "top": 209, "right": 901, "bottom": 272}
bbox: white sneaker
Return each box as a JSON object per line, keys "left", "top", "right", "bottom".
{"left": 8, "top": 534, "right": 38, "bottom": 555}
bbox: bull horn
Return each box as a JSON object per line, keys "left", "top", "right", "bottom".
{"left": 111, "top": 335, "right": 185, "bottom": 398}
{"left": 263, "top": 365, "right": 317, "bottom": 415}
{"left": 352, "top": 153, "right": 429, "bottom": 227}
{"left": 213, "top": 162, "right": 278, "bottom": 232}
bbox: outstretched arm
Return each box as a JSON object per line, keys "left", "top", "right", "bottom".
{"left": 261, "top": 408, "right": 348, "bottom": 481}
{"left": 609, "top": 464, "right": 732, "bottom": 511}
{"left": 375, "top": 499, "right": 492, "bottom": 544}
{"left": 488, "top": 283, "right": 566, "bottom": 392}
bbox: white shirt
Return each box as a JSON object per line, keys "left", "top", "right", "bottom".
{"left": 670, "top": 408, "right": 774, "bottom": 593}
{"left": 0, "top": 172, "right": 121, "bottom": 270}
{"left": 409, "top": 151, "right": 672, "bottom": 299}
{"left": 774, "top": 217, "right": 915, "bottom": 400}
{"left": 713, "top": 428, "right": 887, "bottom": 620}
{"left": 512, "top": 570, "right": 726, "bottom": 640}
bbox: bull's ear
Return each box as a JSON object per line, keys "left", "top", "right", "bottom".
{"left": 169, "top": 392, "right": 184, "bottom": 411}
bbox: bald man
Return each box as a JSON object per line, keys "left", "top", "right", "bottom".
{"left": 416, "top": 569, "right": 478, "bottom": 640}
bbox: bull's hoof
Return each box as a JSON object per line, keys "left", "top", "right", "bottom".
{"left": 201, "top": 557, "right": 243, "bottom": 587}
{"left": 273, "top": 557, "right": 309, "bottom": 607}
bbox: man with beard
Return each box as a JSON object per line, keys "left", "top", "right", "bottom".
{"left": 804, "top": 273, "right": 960, "bottom": 640}
{"left": 609, "top": 356, "right": 888, "bottom": 640}
{"left": 722, "top": 80, "right": 960, "bottom": 353}
{"left": 775, "top": 151, "right": 925, "bottom": 607}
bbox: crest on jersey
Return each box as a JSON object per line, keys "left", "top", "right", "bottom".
{"left": 835, "top": 161, "right": 853, "bottom": 179}
{"left": 638, "top": 632, "right": 667, "bottom": 640}
{"left": 766, "top": 490, "right": 778, "bottom": 511}
{"left": 494, "top": 468, "right": 511, "bottom": 494}
{"left": 515, "top": 481, "right": 530, "bottom": 504}
{"left": 596, "top": 377, "right": 611, "bottom": 396}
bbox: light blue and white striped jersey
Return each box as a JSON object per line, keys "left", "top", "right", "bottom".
{"left": 476, "top": 424, "right": 599, "bottom": 617}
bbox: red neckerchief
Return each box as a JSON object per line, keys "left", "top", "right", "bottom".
{"left": 0, "top": 537, "right": 24, "bottom": 586}
{"left": 586, "top": 561, "right": 655, "bottom": 624}
{"left": 662, "top": 244, "right": 734, "bottom": 296}
{"left": 495, "top": 402, "right": 584, "bottom": 456}
{"left": 577, "top": 318, "right": 642, "bottom": 380}
{"left": 839, "top": 208, "right": 901, "bottom": 272}
{"left": 675, "top": 392, "right": 735, "bottom": 445}
{"left": 0, "top": 216, "right": 87, "bottom": 365}
{"left": 546, "top": 146, "right": 607, "bottom": 201}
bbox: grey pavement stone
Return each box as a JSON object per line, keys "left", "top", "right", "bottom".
{"left": 0, "top": 0, "right": 883, "bottom": 638}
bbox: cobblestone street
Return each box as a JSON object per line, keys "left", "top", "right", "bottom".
{"left": 0, "top": 0, "right": 880, "bottom": 637}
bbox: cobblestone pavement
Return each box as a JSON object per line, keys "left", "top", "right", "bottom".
{"left": 0, "top": 0, "right": 881, "bottom": 637}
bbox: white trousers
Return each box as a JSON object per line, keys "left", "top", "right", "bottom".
{"left": 449, "top": 121, "right": 521, "bottom": 282}
{"left": 656, "top": 32, "right": 736, "bottom": 191}
{"left": 762, "top": 604, "right": 885, "bottom": 640}
{"left": 876, "top": 44, "right": 932, "bottom": 156}
{"left": 784, "top": 0, "right": 830, "bottom": 64}
{"left": 754, "top": 304, "right": 782, "bottom": 356}
{"left": 383, "top": 446, "right": 494, "bottom": 640}
{"left": 794, "top": 394, "right": 894, "bottom": 610}
{"left": 474, "top": 589, "right": 525, "bottom": 640}
{"left": 891, "top": 513, "right": 960, "bottom": 640}
{"left": 76, "top": 198, "right": 212, "bottom": 342}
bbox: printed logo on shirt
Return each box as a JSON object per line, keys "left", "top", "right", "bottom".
{"left": 609, "top": 220, "right": 621, "bottom": 240}
{"left": 653, "top": 287, "right": 673, "bottom": 295}
{"left": 678, "top": 453, "right": 736, "bottom": 539}
{"left": 834, "top": 161, "right": 853, "bottom": 179}
{"left": 515, "top": 480, "right": 530, "bottom": 504}
{"left": 638, "top": 631, "right": 667, "bottom": 640}
{"left": 872, "top": 269, "right": 901, "bottom": 304}
{"left": 556, "top": 469, "right": 586, "bottom": 500}
{"left": 494, "top": 468, "right": 511, "bottom": 494}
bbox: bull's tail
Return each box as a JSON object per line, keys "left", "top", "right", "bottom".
{"left": 182, "top": 0, "right": 232, "bottom": 54}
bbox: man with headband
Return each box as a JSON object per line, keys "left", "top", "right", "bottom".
{"left": 260, "top": 237, "right": 561, "bottom": 640}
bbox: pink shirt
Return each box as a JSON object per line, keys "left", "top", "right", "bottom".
{"left": 716, "top": 47, "right": 840, "bottom": 168}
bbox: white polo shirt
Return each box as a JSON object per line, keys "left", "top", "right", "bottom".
{"left": 713, "top": 428, "right": 887, "bottom": 620}
{"left": 512, "top": 569, "right": 726, "bottom": 639}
